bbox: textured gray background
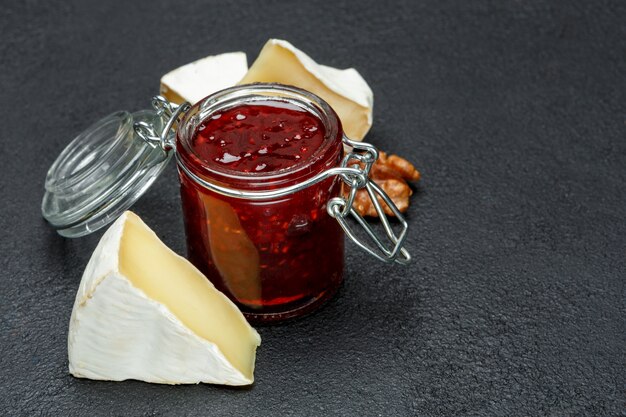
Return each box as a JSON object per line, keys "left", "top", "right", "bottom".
{"left": 1, "top": 0, "right": 625, "bottom": 416}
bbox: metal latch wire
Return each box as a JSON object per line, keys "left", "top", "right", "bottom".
{"left": 328, "top": 137, "right": 411, "bottom": 265}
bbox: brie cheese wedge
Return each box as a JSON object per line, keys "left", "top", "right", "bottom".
{"left": 160, "top": 52, "right": 249, "bottom": 105}
{"left": 239, "top": 39, "right": 374, "bottom": 141}
{"left": 68, "top": 211, "right": 261, "bottom": 385}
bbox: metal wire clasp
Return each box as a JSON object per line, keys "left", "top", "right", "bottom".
{"left": 327, "top": 138, "right": 411, "bottom": 265}
{"left": 133, "top": 96, "right": 191, "bottom": 152}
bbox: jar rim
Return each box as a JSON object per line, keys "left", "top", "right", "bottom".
{"left": 175, "top": 83, "right": 343, "bottom": 190}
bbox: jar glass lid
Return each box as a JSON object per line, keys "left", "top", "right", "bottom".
{"left": 42, "top": 109, "right": 174, "bottom": 237}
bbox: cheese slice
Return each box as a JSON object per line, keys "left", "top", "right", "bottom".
{"left": 68, "top": 211, "right": 261, "bottom": 385}
{"left": 238, "top": 39, "right": 374, "bottom": 140}
{"left": 160, "top": 52, "right": 249, "bottom": 105}
{"left": 201, "top": 194, "right": 262, "bottom": 306}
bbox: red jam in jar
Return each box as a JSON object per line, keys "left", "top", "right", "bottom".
{"left": 176, "top": 84, "right": 345, "bottom": 322}
{"left": 192, "top": 102, "right": 326, "bottom": 173}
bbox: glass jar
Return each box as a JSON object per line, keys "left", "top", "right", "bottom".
{"left": 175, "top": 85, "right": 345, "bottom": 321}
{"left": 42, "top": 83, "right": 410, "bottom": 323}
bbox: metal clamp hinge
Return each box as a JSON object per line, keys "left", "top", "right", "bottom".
{"left": 133, "top": 96, "right": 190, "bottom": 153}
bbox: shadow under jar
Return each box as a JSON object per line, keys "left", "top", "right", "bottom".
{"left": 176, "top": 84, "right": 345, "bottom": 322}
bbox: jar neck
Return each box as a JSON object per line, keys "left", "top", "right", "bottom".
{"left": 175, "top": 83, "right": 343, "bottom": 190}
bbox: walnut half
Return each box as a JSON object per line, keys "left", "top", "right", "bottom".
{"left": 346, "top": 151, "right": 420, "bottom": 217}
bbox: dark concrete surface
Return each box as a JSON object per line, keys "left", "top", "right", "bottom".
{"left": 1, "top": 0, "right": 625, "bottom": 415}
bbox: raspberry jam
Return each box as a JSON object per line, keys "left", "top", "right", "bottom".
{"left": 192, "top": 102, "right": 326, "bottom": 173}
{"left": 176, "top": 85, "right": 345, "bottom": 322}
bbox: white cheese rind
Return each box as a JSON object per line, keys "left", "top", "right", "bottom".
{"left": 160, "top": 52, "right": 249, "bottom": 104}
{"left": 271, "top": 39, "right": 373, "bottom": 113}
{"left": 68, "top": 212, "right": 258, "bottom": 386}
{"left": 72, "top": 211, "right": 125, "bottom": 305}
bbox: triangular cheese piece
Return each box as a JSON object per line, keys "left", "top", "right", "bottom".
{"left": 68, "top": 211, "right": 261, "bottom": 385}
{"left": 238, "top": 39, "right": 374, "bottom": 140}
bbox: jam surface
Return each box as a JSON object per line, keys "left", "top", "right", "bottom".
{"left": 192, "top": 102, "right": 326, "bottom": 174}
{"left": 178, "top": 100, "right": 345, "bottom": 322}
